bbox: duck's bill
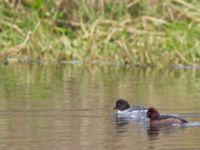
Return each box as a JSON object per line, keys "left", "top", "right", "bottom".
{"left": 113, "top": 105, "right": 117, "bottom": 110}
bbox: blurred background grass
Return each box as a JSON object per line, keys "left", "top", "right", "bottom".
{"left": 1, "top": 0, "right": 200, "bottom": 67}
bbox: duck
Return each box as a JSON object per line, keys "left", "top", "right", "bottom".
{"left": 113, "top": 99, "right": 147, "bottom": 119}
{"left": 147, "top": 107, "right": 188, "bottom": 127}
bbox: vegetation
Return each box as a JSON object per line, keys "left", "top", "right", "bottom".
{"left": 1, "top": 0, "right": 200, "bottom": 67}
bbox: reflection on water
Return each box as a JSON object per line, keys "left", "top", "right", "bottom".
{"left": 0, "top": 64, "right": 200, "bottom": 149}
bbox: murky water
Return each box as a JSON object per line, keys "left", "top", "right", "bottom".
{"left": 0, "top": 64, "right": 200, "bottom": 150}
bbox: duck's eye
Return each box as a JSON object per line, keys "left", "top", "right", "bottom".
{"left": 117, "top": 102, "right": 120, "bottom": 106}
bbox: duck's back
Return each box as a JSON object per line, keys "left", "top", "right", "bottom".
{"left": 159, "top": 115, "right": 188, "bottom": 123}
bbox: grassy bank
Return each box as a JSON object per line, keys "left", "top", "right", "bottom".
{"left": 1, "top": 0, "right": 200, "bottom": 67}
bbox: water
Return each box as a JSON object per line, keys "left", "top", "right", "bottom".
{"left": 0, "top": 64, "right": 200, "bottom": 150}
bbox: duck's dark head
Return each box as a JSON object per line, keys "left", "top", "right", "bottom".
{"left": 113, "top": 99, "right": 130, "bottom": 111}
{"left": 147, "top": 107, "right": 160, "bottom": 120}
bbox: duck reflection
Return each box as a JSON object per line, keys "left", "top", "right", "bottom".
{"left": 114, "top": 116, "right": 131, "bottom": 134}
{"left": 147, "top": 125, "right": 183, "bottom": 141}
{"left": 147, "top": 126, "right": 160, "bottom": 140}
{"left": 115, "top": 117, "right": 130, "bottom": 126}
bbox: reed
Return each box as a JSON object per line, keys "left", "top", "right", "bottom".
{"left": 1, "top": 0, "right": 200, "bottom": 67}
